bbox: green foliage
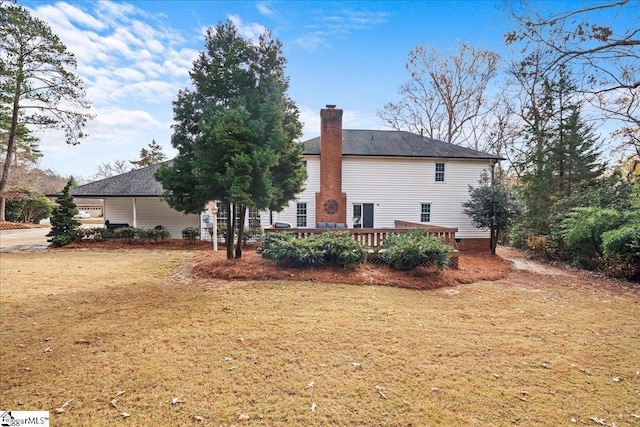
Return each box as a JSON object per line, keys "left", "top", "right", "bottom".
{"left": 602, "top": 224, "right": 640, "bottom": 279}
{"left": 314, "top": 232, "right": 368, "bottom": 268}
{"left": 182, "top": 226, "right": 200, "bottom": 244}
{"left": 155, "top": 20, "right": 305, "bottom": 259}
{"left": 381, "top": 230, "right": 451, "bottom": 271}
{"left": 559, "top": 207, "right": 622, "bottom": 269}
{"left": 0, "top": 2, "right": 92, "bottom": 221}
{"left": 260, "top": 231, "right": 368, "bottom": 269}
{"left": 5, "top": 186, "right": 52, "bottom": 223}
{"left": 139, "top": 227, "right": 171, "bottom": 242}
{"left": 82, "top": 227, "right": 109, "bottom": 241}
{"left": 46, "top": 178, "right": 81, "bottom": 247}
{"left": 114, "top": 227, "right": 137, "bottom": 243}
{"left": 463, "top": 174, "right": 522, "bottom": 254}
{"left": 130, "top": 140, "right": 166, "bottom": 168}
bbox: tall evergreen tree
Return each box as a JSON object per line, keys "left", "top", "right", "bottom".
{"left": 515, "top": 66, "right": 604, "bottom": 234}
{"left": 0, "top": 3, "right": 93, "bottom": 221}
{"left": 130, "top": 140, "right": 167, "bottom": 168}
{"left": 155, "top": 21, "right": 305, "bottom": 259}
{"left": 46, "top": 178, "right": 81, "bottom": 247}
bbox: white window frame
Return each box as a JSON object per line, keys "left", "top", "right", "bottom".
{"left": 296, "top": 202, "right": 307, "bottom": 227}
{"left": 435, "top": 162, "right": 445, "bottom": 182}
{"left": 420, "top": 203, "right": 432, "bottom": 223}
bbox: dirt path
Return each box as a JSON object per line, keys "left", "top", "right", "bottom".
{"left": 496, "top": 246, "right": 640, "bottom": 296}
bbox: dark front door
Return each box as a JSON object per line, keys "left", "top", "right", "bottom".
{"left": 362, "top": 203, "right": 374, "bottom": 228}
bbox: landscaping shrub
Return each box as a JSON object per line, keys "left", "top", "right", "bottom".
{"left": 182, "top": 226, "right": 199, "bottom": 244}
{"left": 139, "top": 227, "right": 171, "bottom": 243}
{"left": 260, "top": 231, "right": 367, "bottom": 268}
{"left": 381, "top": 229, "right": 451, "bottom": 271}
{"left": 559, "top": 207, "right": 622, "bottom": 269}
{"left": 314, "top": 231, "right": 368, "bottom": 268}
{"left": 47, "top": 178, "right": 81, "bottom": 248}
{"left": 114, "top": 227, "right": 137, "bottom": 243}
{"left": 602, "top": 223, "right": 640, "bottom": 279}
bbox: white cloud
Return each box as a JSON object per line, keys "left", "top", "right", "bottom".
{"left": 257, "top": 2, "right": 275, "bottom": 17}
{"left": 228, "top": 14, "right": 267, "bottom": 42}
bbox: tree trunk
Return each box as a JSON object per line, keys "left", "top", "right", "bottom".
{"left": 490, "top": 226, "right": 498, "bottom": 255}
{"left": 235, "top": 205, "right": 246, "bottom": 259}
{"left": 226, "top": 202, "right": 234, "bottom": 259}
{"left": 0, "top": 63, "right": 23, "bottom": 222}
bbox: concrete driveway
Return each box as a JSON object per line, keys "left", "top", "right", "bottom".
{"left": 0, "top": 227, "right": 51, "bottom": 252}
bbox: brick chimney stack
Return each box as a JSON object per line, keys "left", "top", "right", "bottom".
{"left": 315, "top": 105, "right": 347, "bottom": 225}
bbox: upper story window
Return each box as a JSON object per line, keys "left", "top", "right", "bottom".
{"left": 435, "top": 162, "right": 445, "bottom": 182}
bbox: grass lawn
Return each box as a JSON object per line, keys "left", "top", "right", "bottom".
{"left": 1, "top": 249, "right": 639, "bottom": 426}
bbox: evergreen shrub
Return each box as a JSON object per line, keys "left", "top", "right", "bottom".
{"left": 381, "top": 229, "right": 451, "bottom": 271}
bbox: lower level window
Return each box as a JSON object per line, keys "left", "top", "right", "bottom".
{"left": 421, "top": 203, "right": 431, "bottom": 223}
{"left": 296, "top": 202, "right": 307, "bottom": 227}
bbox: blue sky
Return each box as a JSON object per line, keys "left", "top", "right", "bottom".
{"left": 17, "top": 0, "right": 601, "bottom": 179}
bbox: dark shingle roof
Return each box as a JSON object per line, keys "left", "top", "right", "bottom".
{"left": 71, "top": 162, "right": 169, "bottom": 197}
{"left": 303, "top": 129, "right": 501, "bottom": 160}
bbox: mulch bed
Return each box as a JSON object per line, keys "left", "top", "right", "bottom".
{"left": 61, "top": 238, "right": 511, "bottom": 289}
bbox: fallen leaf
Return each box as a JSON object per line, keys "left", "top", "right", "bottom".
{"left": 375, "top": 385, "right": 388, "bottom": 399}
{"left": 56, "top": 398, "right": 74, "bottom": 414}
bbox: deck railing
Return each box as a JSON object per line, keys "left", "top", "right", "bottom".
{"left": 265, "top": 221, "right": 458, "bottom": 249}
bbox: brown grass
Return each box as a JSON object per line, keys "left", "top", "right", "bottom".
{"left": 1, "top": 249, "right": 639, "bottom": 426}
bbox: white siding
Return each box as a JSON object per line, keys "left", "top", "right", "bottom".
{"left": 104, "top": 197, "right": 199, "bottom": 239}
{"left": 270, "top": 156, "right": 493, "bottom": 239}
{"left": 266, "top": 157, "right": 320, "bottom": 227}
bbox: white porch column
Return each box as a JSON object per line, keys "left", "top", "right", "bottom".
{"left": 132, "top": 198, "right": 137, "bottom": 228}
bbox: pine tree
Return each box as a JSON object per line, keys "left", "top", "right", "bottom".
{"left": 516, "top": 67, "right": 604, "bottom": 234}
{"left": 130, "top": 140, "right": 167, "bottom": 168}
{"left": 46, "top": 178, "right": 81, "bottom": 247}
{"left": 155, "top": 21, "right": 305, "bottom": 259}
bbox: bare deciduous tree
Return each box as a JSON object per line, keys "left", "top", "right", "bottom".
{"left": 505, "top": 0, "right": 639, "bottom": 163}
{"left": 378, "top": 42, "right": 500, "bottom": 150}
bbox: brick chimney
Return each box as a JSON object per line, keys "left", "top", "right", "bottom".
{"left": 315, "top": 105, "right": 347, "bottom": 225}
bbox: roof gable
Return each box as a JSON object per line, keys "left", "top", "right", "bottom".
{"left": 71, "top": 162, "right": 169, "bottom": 197}
{"left": 303, "top": 129, "right": 501, "bottom": 160}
